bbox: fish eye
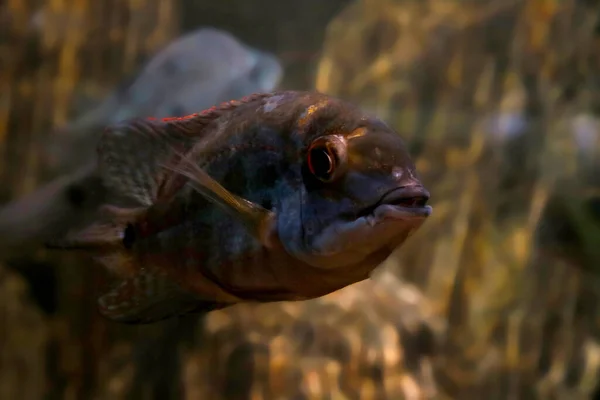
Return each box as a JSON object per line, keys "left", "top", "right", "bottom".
{"left": 306, "top": 136, "right": 346, "bottom": 182}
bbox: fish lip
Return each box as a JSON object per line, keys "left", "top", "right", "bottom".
{"left": 359, "top": 185, "right": 432, "bottom": 221}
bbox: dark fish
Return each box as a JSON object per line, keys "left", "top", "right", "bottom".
{"left": 48, "top": 91, "right": 432, "bottom": 324}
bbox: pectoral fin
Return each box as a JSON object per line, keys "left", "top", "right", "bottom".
{"left": 163, "top": 151, "right": 277, "bottom": 248}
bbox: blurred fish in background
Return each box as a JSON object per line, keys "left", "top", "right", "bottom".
{"left": 45, "top": 27, "right": 283, "bottom": 173}
{"left": 0, "top": 27, "right": 283, "bottom": 258}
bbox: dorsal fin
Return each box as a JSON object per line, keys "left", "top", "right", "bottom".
{"left": 96, "top": 92, "right": 273, "bottom": 206}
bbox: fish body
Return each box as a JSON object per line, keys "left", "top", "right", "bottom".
{"left": 50, "top": 91, "right": 432, "bottom": 324}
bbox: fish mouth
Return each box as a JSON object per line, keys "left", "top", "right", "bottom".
{"left": 300, "top": 185, "right": 432, "bottom": 265}
{"left": 358, "top": 185, "right": 432, "bottom": 221}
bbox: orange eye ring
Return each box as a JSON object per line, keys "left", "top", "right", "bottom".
{"left": 306, "top": 136, "right": 346, "bottom": 182}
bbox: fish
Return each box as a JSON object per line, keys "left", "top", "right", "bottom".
{"left": 45, "top": 27, "right": 283, "bottom": 176}
{"left": 47, "top": 91, "right": 432, "bottom": 324}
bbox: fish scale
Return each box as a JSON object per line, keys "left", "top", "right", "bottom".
{"left": 49, "top": 91, "right": 432, "bottom": 324}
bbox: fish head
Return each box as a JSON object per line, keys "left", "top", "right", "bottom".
{"left": 277, "top": 100, "right": 431, "bottom": 270}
